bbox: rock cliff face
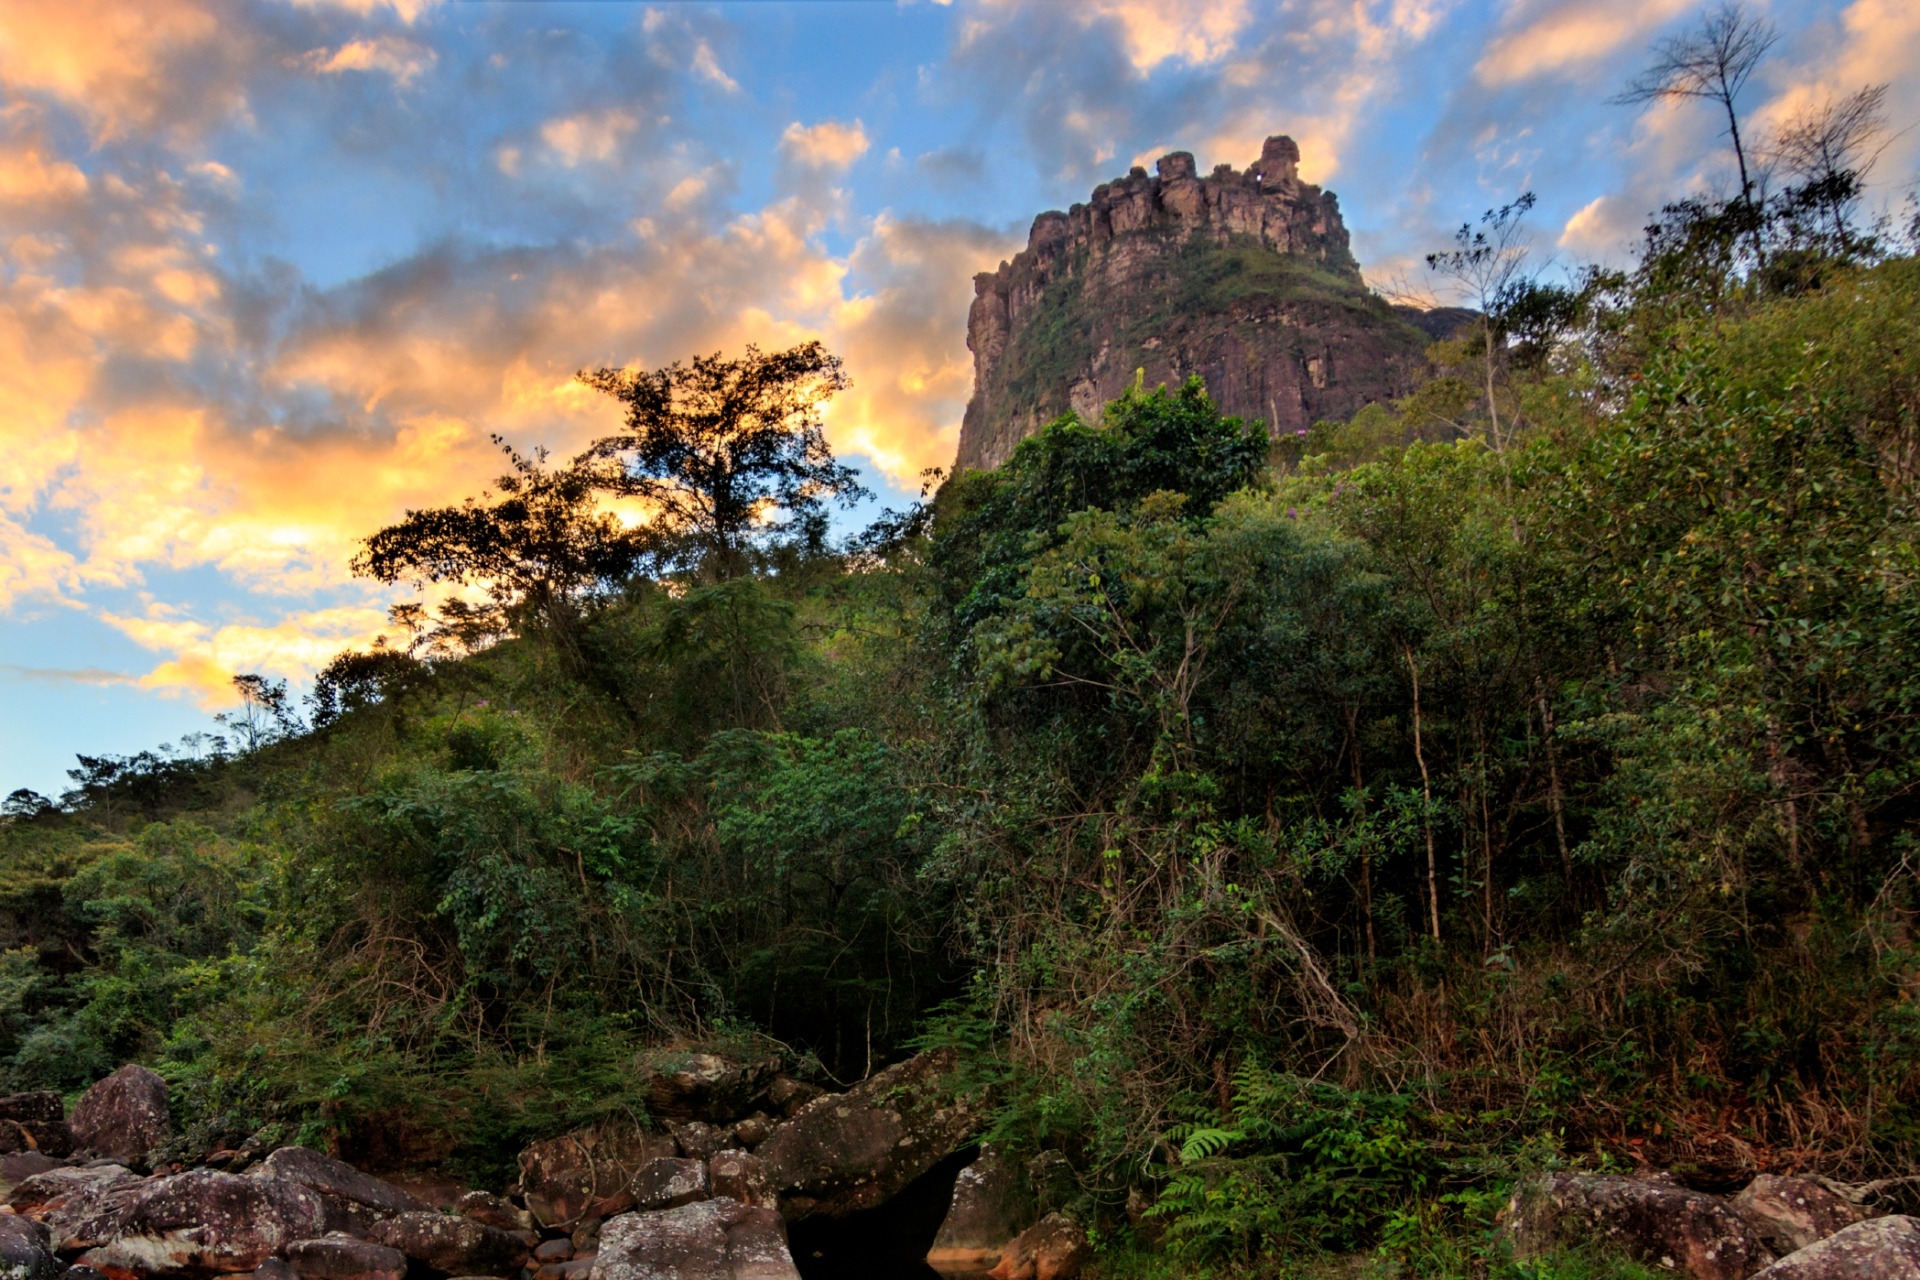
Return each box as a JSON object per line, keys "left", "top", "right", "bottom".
{"left": 957, "top": 136, "right": 1458, "bottom": 473}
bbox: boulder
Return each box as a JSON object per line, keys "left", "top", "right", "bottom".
{"left": 67, "top": 1169, "right": 329, "bottom": 1276}
{"left": 756, "top": 1049, "right": 979, "bottom": 1219}
{"left": 985, "top": 1214, "right": 1090, "bottom": 1280}
{"left": 10, "top": 1164, "right": 142, "bottom": 1239}
{"left": 708, "top": 1152, "right": 775, "bottom": 1211}
{"left": 532, "top": 1239, "right": 573, "bottom": 1264}
{"left": 456, "top": 1190, "right": 534, "bottom": 1233}
{"left": 669, "top": 1124, "right": 725, "bottom": 1162}
{"left": 631, "top": 1158, "right": 709, "bottom": 1213}
{"left": 1752, "top": 1215, "right": 1920, "bottom": 1278}
{"left": 648, "top": 1056, "right": 777, "bottom": 1126}
{"left": 928, "top": 1147, "right": 1038, "bottom": 1275}
{"left": 589, "top": 1198, "right": 798, "bottom": 1280}
{"left": 69, "top": 1066, "right": 171, "bottom": 1165}
{"left": 1506, "top": 1173, "right": 1775, "bottom": 1280}
{"left": 283, "top": 1235, "right": 408, "bottom": 1280}
{"left": 0, "top": 1151, "right": 62, "bottom": 1203}
{"left": 251, "top": 1147, "right": 422, "bottom": 1233}
{"left": 0, "top": 1214, "right": 57, "bottom": 1280}
{"left": 365, "top": 1210, "right": 530, "bottom": 1275}
{"left": 762, "top": 1080, "right": 821, "bottom": 1121}
{"left": 0, "top": 1093, "right": 72, "bottom": 1158}
{"left": 519, "top": 1124, "right": 677, "bottom": 1228}
{"left": 728, "top": 1117, "right": 772, "bottom": 1151}
{"left": 1735, "top": 1175, "right": 1873, "bottom": 1255}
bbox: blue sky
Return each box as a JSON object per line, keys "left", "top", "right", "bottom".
{"left": 1, "top": 0, "right": 1913, "bottom": 799}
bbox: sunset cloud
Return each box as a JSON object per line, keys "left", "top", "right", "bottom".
{"left": 1475, "top": 0, "right": 1695, "bottom": 86}
{"left": 779, "top": 120, "right": 872, "bottom": 172}
{"left": 301, "top": 37, "right": 437, "bottom": 87}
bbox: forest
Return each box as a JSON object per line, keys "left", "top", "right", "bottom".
{"left": 5, "top": 40, "right": 1920, "bottom": 1280}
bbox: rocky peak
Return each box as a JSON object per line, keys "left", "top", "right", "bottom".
{"left": 956, "top": 134, "right": 1441, "bottom": 474}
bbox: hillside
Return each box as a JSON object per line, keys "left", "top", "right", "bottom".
{"left": 3, "top": 138, "right": 1920, "bottom": 1280}
{"left": 956, "top": 137, "right": 1468, "bottom": 472}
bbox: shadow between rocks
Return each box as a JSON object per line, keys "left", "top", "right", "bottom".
{"left": 788, "top": 1146, "right": 978, "bottom": 1280}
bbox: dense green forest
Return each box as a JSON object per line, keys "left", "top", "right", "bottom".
{"left": 6, "top": 117, "right": 1920, "bottom": 1276}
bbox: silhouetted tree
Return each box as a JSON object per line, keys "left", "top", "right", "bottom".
{"left": 353, "top": 441, "right": 648, "bottom": 660}
{"left": 578, "top": 340, "right": 868, "bottom": 580}
{"left": 1614, "top": 2, "right": 1778, "bottom": 262}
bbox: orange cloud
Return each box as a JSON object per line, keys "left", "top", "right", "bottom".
{"left": 965, "top": 0, "right": 1253, "bottom": 72}
{"left": 1474, "top": 0, "right": 1695, "bottom": 86}
{"left": 110, "top": 604, "right": 394, "bottom": 706}
{"left": 541, "top": 109, "right": 641, "bottom": 167}
{"left": 779, "top": 120, "right": 872, "bottom": 172}
{"left": 0, "top": 0, "right": 248, "bottom": 140}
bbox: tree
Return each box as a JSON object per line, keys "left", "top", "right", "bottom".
{"left": 353, "top": 440, "right": 649, "bottom": 661}
{"left": 1613, "top": 2, "right": 1778, "bottom": 262}
{"left": 1774, "top": 84, "right": 1889, "bottom": 245}
{"left": 577, "top": 341, "right": 868, "bottom": 580}
{"left": 221, "top": 675, "right": 301, "bottom": 752}
{"left": 1425, "top": 192, "right": 1539, "bottom": 452}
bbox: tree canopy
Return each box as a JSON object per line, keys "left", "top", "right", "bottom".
{"left": 578, "top": 340, "right": 868, "bottom": 579}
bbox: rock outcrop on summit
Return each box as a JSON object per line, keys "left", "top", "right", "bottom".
{"left": 956, "top": 135, "right": 1466, "bottom": 473}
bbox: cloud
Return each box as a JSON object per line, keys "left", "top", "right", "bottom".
{"left": 1474, "top": 0, "right": 1695, "bottom": 87}
{"left": 106, "top": 603, "right": 393, "bottom": 706}
{"left": 0, "top": 0, "right": 254, "bottom": 140}
{"left": 301, "top": 37, "right": 437, "bottom": 87}
{"left": 286, "top": 0, "right": 443, "bottom": 23}
{"left": 780, "top": 120, "right": 872, "bottom": 172}
{"left": 964, "top": 0, "right": 1254, "bottom": 73}
{"left": 0, "top": 664, "right": 133, "bottom": 686}
{"left": 541, "top": 109, "right": 641, "bottom": 167}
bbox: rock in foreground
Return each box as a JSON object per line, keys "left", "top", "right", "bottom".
{"left": 756, "top": 1048, "right": 977, "bottom": 1219}
{"left": 69, "top": 1066, "right": 171, "bottom": 1166}
{"left": 1734, "top": 1175, "right": 1873, "bottom": 1255}
{"left": 590, "top": 1198, "right": 798, "bottom": 1280}
{"left": 68, "top": 1169, "right": 327, "bottom": 1277}
{"left": 1754, "top": 1215, "right": 1920, "bottom": 1278}
{"left": 1506, "top": 1172, "right": 1775, "bottom": 1280}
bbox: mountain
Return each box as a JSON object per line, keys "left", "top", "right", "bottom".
{"left": 955, "top": 135, "right": 1466, "bottom": 472}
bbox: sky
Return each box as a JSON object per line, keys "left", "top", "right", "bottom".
{"left": 1, "top": 0, "right": 1915, "bottom": 800}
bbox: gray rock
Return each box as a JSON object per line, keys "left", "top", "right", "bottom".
{"left": 756, "top": 1049, "right": 979, "bottom": 1220}
{"left": 0, "top": 1214, "right": 55, "bottom": 1280}
{"left": 250, "top": 1147, "right": 422, "bottom": 1233}
{"left": 1734, "top": 1175, "right": 1874, "bottom": 1255}
{"left": 283, "top": 1234, "right": 408, "bottom": 1280}
{"left": 8, "top": 1164, "right": 141, "bottom": 1242}
{"left": 69, "top": 1066, "right": 170, "bottom": 1166}
{"left": 518, "top": 1125, "right": 676, "bottom": 1229}
{"left": 589, "top": 1198, "right": 797, "bottom": 1280}
{"left": 928, "top": 1147, "right": 1038, "bottom": 1275}
{"left": 67, "top": 1169, "right": 329, "bottom": 1276}
{"left": 1506, "top": 1172, "right": 1775, "bottom": 1280}
{"left": 630, "top": 1158, "right": 708, "bottom": 1212}
{"left": 647, "top": 1056, "right": 778, "bottom": 1126}
{"left": 1752, "top": 1215, "right": 1920, "bottom": 1278}
{"left": 365, "top": 1210, "right": 529, "bottom": 1276}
